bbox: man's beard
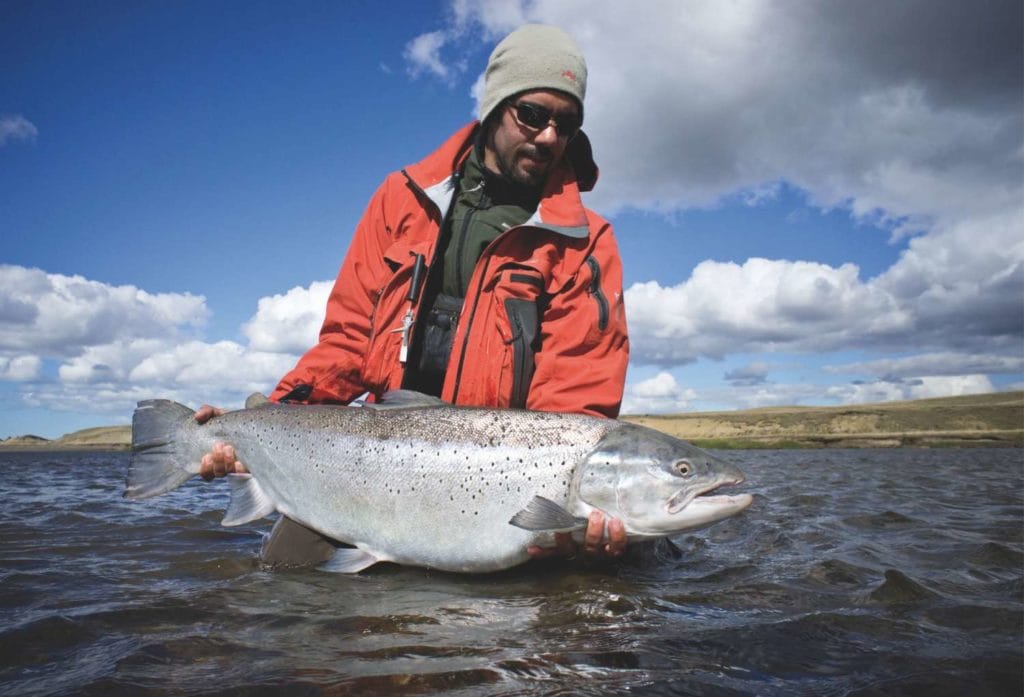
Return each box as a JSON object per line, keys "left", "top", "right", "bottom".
{"left": 494, "top": 143, "right": 551, "bottom": 188}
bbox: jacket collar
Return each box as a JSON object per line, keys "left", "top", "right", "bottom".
{"left": 402, "top": 122, "right": 599, "bottom": 239}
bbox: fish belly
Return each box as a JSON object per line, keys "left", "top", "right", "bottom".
{"left": 216, "top": 407, "right": 602, "bottom": 572}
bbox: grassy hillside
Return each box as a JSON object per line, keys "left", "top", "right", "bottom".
{"left": 0, "top": 425, "right": 131, "bottom": 451}
{"left": 1, "top": 391, "right": 1021, "bottom": 451}
{"left": 625, "top": 391, "right": 1024, "bottom": 448}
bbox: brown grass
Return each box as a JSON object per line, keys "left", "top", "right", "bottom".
{"left": 624, "top": 391, "right": 1024, "bottom": 448}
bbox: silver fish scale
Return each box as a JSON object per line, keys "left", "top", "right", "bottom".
{"left": 197, "top": 404, "right": 621, "bottom": 572}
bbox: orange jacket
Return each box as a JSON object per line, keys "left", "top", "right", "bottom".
{"left": 270, "top": 123, "right": 629, "bottom": 417}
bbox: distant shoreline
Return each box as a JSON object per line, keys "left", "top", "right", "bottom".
{"left": 1, "top": 391, "right": 1021, "bottom": 451}
{"left": 625, "top": 391, "right": 1023, "bottom": 449}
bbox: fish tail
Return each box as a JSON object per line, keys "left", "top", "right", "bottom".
{"left": 124, "top": 399, "right": 199, "bottom": 499}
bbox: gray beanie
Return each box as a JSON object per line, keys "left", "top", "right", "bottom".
{"left": 478, "top": 24, "right": 587, "bottom": 125}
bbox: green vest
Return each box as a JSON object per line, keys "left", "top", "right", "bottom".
{"left": 440, "top": 146, "right": 540, "bottom": 297}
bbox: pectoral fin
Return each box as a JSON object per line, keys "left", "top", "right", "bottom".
{"left": 222, "top": 474, "right": 276, "bottom": 526}
{"left": 318, "top": 547, "right": 382, "bottom": 573}
{"left": 509, "top": 496, "right": 588, "bottom": 532}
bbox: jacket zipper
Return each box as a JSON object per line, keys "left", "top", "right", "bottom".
{"left": 450, "top": 254, "right": 492, "bottom": 403}
{"left": 585, "top": 256, "right": 609, "bottom": 332}
{"left": 454, "top": 189, "right": 489, "bottom": 294}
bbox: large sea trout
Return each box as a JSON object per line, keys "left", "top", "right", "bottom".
{"left": 125, "top": 391, "right": 752, "bottom": 573}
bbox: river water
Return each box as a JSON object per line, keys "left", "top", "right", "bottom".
{"left": 0, "top": 448, "right": 1020, "bottom": 695}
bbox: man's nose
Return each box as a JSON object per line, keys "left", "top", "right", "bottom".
{"left": 533, "top": 123, "right": 560, "bottom": 146}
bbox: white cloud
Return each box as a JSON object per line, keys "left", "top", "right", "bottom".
{"left": 648, "top": 371, "right": 1004, "bottom": 413}
{"left": 0, "top": 265, "right": 209, "bottom": 356}
{"left": 827, "top": 375, "right": 996, "bottom": 405}
{"left": 450, "top": 0, "right": 526, "bottom": 34}
{"left": 825, "top": 352, "right": 1024, "bottom": 379}
{"left": 242, "top": 281, "right": 331, "bottom": 353}
{"left": 0, "top": 355, "right": 40, "bottom": 381}
{"left": 58, "top": 339, "right": 167, "bottom": 384}
{"left": 0, "top": 115, "right": 37, "bottom": 146}
{"left": 624, "top": 244, "right": 1022, "bottom": 367}
{"left": 622, "top": 371, "right": 696, "bottom": 414}
{"left": 875, "top": 209, "right": 1024, "bottom": 350}
{"left": 129, "top": 340, "right": 295, "bottom": 392}
{"left": 21, "top": 337, "right": 295, "bottom": 418}
{"left": 724, "top": 362, "right": 772, "bottom": 386}
{"left": 404, "top": 30, "right": 454, "bottom": 80}
{"left": 0, "top": 265, "right": 317, "bottom": 416}
{"left": 625, "top": 258, "right": 909, "bottom": 364}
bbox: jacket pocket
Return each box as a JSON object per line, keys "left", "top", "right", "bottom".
{"left": 503, "top": 297, "right": 540, "bottom": 409}
{"left": 362, "top": 239, "right": 433, "bottom": 391}
{"left": 488, "top": 267, "right": 547, "bottom": 408}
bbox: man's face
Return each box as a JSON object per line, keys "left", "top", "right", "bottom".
{"left": 483, "top": 89, "right": 581, "bottom": 188}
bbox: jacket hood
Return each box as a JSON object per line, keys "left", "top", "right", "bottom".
{"left": 566, "top": 130, "right": 598, "bottom": 192}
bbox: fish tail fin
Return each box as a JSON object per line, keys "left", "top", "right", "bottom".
{"left": 124, "top": 399, "right": 199, "bottom": 499}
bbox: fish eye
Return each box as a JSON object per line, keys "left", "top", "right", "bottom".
{"left": 674, "top": 460, "right": 692, "bottom": 476}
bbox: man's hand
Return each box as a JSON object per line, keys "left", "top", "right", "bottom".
{"left": 527, "top": 510, "right": 627, "bottom": 561}
{"left": 195, "top": 405, "right": 249, "bottom": 480}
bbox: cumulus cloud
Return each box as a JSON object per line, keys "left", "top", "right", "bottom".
{"left": 625, "top": 247, "right": 1023, "bottom": 367}
{"left": 625, "top": 258, "right": 911, "bottom": 364}
{"left": 23, "top": 338, "right": 296, "bottom": 417}
{"left": 0, "top": 265, "right": 321, "bottom": 416}
{"left": 0, "top": 115, "right": 37, "bottom": 146}
{"left": 0, "top": 355, "right": 40, "bottom": 381}
{"left": 129, "top": 340, "right": 292, "bottom": 389}
{"left": 622, "top": 371, "right": 696, "bottom": 414}
{"left": 724, "top": 362, "right": 772, "bottom": 387}
{"left": 825, "top": 352, "right": 1024, "bottom": 380}
{"left": 404, "top": 30, "right": 451, "bottom": 79}
{"left": 0, "top": 265, "right": 208, "bottom": 356}
{"left": 827, "top": 375, "right": 996, "bottom": 404}
{"left": 242, "top": 281, "right": 332, "bottom": 353}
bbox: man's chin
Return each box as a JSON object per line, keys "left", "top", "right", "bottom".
{"left": 512, "top": 165, "right": 547, "bottom": 188}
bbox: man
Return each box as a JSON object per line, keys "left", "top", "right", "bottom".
{"left": 199, "top": 24, "right": 630, "bottom": 562}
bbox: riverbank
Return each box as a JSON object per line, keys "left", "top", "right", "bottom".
{"left": 626, "top": 391, "right": 1023, "bottom": 448}
{"left": 1, "top": 391, "right": 1021, "bottom": 451}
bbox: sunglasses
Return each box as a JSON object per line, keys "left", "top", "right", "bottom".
{"left": 506, "top": 100, "right": 582, "bottom": 139}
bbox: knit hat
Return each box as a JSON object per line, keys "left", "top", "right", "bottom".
{"left": 478, "top": 24, "right": 587, "bottom": 125}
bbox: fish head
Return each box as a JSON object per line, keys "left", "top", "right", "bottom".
{"left": 575, "top": 423, "right": 753, "bottom": 537}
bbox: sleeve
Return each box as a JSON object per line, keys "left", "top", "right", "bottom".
{"left": 269, "top": 177, "right": 397, "bottom": 404}
{"left": 526, "top": 219, "right": 630, "bottom": 418}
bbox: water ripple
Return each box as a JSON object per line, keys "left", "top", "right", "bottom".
{"left": 0, "top": 448, "right": 1020, "bottom": 695}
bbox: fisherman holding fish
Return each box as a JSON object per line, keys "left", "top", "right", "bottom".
{"left": 197, "top": 25, "right": 631, "bottom": 562}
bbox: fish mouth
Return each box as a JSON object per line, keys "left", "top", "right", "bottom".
{"left": 666, "top": 474, "right": 746, "bottom": 515}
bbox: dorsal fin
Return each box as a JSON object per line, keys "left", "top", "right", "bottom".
{"left": 244, "top": 392, "right": 270, "bottom": 409}
{"left": 366, "top": 390, "right": 447, "bottom": 410}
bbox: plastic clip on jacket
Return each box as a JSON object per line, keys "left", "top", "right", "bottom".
{"left": 394, "top": 254, "right": 427, "bottom": 364}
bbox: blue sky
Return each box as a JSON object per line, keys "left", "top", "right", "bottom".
{"left": 2, "top": 1, "right": 1022, "bottom": 438}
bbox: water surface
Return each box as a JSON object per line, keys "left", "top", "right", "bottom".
{"left": 1, "top": 448, "right": 1021, "bottom": 695}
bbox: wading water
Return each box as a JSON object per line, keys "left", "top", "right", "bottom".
{"left": 0, "top": 447, "right": 1020, "bottom": 695}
